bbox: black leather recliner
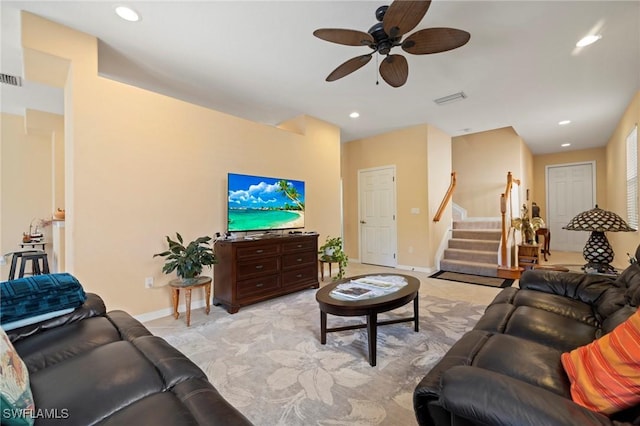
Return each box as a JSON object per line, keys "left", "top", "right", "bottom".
{"left": 8, "top": 293, "right": 252, "bottom": 426}
{"left": 414, "top": 248, "right": 640, "bottom": 426}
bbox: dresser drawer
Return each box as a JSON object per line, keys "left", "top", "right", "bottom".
{"left": 282, "top": 266, "right": 317, "bottom": 287}
{"left": 283, "top": 239, "right": 316, "bottom": 253}
{"left": 237, "top": 275, "right": 280, "bottom": 299}
{"left": 236, "top": 257, "right": 279, "bottom": 279}
{"left": 282, "top": 252, "right": 317, "bottom": 269}
{"left": 236, "top": 244, "right": 280, "bottom": 259}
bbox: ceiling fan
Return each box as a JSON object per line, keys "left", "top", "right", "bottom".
{"left": 313, "top": 0, "right": 470, "bottom": 88}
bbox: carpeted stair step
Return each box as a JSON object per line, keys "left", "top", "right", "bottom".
{"left": 439, "top": 217, "right": 502, "bottom": 278}
{"left": 451, "top": 229, "right": 501, "bottom": 241}
{"left": 453, "top": 219, "right": 501, "bottom": 230}
{"left": 444, "top": 248, "right": 498, "bottom": 264}
{"left": 448, "top": 238, "right": 499, "bottom": 252}
{"left": 439, "top": 259, "right": 498, "bottom": 277}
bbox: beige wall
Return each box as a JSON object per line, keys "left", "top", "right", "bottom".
{"left": 1, "top": 112, "right": 53, "bottom": 264}
{"left": 342, "top": 124, "right": 451, "bottom": 270}
{"left": 606, "top": 91, "right": 640, "bottom": 256}
{"left": 532, "top": 147, "right": 607, "bottom": 224}
{"left": 427, "top": 125, "right": 454, "bottom": 261}
{"left": 452, "top": 127, "right": 529, "bottom": 217}
{"left": 18, "top": 13, "right": 342, "bottom": 316}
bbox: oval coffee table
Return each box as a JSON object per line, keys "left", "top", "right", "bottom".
{"left": 316, "top": 273, "right": 420, "bottom": 366}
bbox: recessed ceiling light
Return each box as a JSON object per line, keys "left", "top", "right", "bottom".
{"left": 349, "top": 112, "right": 360, "bottom": 118}
{"left": 576, "top": 34, "right": 601, "bottom": 47}
{"left": 558, "top": 120, "right": 571, "bottom": 125}
{"left": 115, "top": 6, "right": 140, "bottom": 22}
{"left": 561, "top": 143, "right": 571, "bottom": 147}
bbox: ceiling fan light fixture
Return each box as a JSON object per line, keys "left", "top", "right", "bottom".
{"left": 434, "top": 92, "right": 467, "bottom": 106}
{"left": 115, "top": 6, "right": 140, "bottom": 22}
{"left": 349, "top": 112, "right": 360, "bottom": 118}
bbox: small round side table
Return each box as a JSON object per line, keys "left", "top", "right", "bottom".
{"left": 168, "top": 276, "right": 212, "bottom": 326}
{"left": 318, "top": 255, "right": 339, "bottom": 280}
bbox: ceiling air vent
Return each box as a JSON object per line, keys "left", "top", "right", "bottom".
{"left": 0, "top": 73, "right": 22, "bottom": 87}
{"left": 434, "top": 91, "right": 466, "bottom": 105}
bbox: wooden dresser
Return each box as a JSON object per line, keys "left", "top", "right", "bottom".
{"left": 213, "top": 234, "right": 319, "bottom": 313}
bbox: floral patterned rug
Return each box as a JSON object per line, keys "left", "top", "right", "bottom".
{"left": 147, "top": 288, "right": 486, "bottom": 426}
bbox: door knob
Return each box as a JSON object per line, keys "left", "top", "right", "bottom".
{"left": 360, "top": 220, "right": 366, "bottom": 224}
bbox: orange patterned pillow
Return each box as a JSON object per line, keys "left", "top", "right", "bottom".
{"left": 561, "top": 308, "right": 640, "bottom": 414}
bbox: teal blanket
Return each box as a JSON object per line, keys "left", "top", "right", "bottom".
{"left": 1, "top": 273, "right": 86, "bottom": 324}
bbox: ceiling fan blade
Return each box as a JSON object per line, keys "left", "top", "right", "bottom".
{"left": 326, "top": 54, "right": 373, "bottom": 82}
{"left": 379, "top": 54, "right": 408, "bottom": 88}
{"left": 313, "top": 28, "right": 374, "bottom": 47}
{"left": 383, "top": 1, "right": 431, "bottom": 38}
{"left": 402, "top": 28, "right": 471, "bottom": 54}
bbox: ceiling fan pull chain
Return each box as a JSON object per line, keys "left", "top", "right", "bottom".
{"left": 375, "top": 53, "right": 379, "bottom": 85}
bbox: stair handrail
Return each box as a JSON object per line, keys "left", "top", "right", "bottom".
{"left": 433, "top": 172, "right": 457, "bottom": 222}
{"left": 499, "top": 172, "right": 520, "bottom": 267}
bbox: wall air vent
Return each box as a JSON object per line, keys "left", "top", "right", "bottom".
{"left": 434, "top": 91, "right": 466, "bottom": 105}
{"left": 0, "top": 73, "right": 22, "bottom": 87}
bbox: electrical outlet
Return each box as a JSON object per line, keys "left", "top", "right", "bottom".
{"left": 145, "top": 277, "right": 154, "bottom": 289}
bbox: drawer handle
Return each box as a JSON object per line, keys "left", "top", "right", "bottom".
{"left": 256, "top": 283, "right": 264, "bottom": 288}
{"left": 297, "top": 258, "right": 303, "bottom": 262}
{"left": 255, "top": 265, "right": 264, "bottom": 270}
{"left": 296, "top": 274, "right": 303, "bottom": 278}
{"left": 256, "top": 249, "right": 264, "bottom": 254}
{"left": 297, "top": 244, "right": 303, "bottom": 248}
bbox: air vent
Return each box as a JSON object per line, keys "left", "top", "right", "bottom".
{"left": 434, "top": 91, "right": 466, "bottom": 105}
{"left": 0, "top": 73, "right": 22, "bottom": 87}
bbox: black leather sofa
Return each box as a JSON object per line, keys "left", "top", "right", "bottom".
{"left": 414, "top": 259, "right": 640, "bottom": 426}
{"left": 7, "top": 293, "right": 252, "bottom": 425}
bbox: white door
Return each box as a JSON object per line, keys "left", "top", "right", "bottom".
{"left": 359, "top": 166, "right": 397, "bottom": 267}
{"left": 546, "top": 162, "right": 595, "bottom": 252}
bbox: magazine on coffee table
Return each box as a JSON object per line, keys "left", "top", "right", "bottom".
{"left": 331, "top": 285, "right": 375, "bottom": 299}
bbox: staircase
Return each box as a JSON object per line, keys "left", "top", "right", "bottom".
{"left": 440, "top": 218, "right": 501, "bottom": 277}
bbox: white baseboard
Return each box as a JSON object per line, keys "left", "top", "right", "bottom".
{"left": 350, "top": 259, "right": 434, "bottom": 274}
{"left": 395, "top": 264, "right": 434, "bottom": 274}
{"left": 134, "top": 298, "right": 208, "bottom": 323}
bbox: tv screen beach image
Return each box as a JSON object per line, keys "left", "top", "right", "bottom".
{"left": 228, "top": 173, "right": 305, "bottom": 232}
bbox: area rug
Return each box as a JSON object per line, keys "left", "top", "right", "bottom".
{"left": 429, "top": 270, "right": 514, "bottom": 288}
{"left": 146, "top": 289, "right": 487, "bottom": 426}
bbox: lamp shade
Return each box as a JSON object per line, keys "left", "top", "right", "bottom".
{"left": 563, "top": 205, "right": 635, "bottom": 232}
{"left": 563, "top": 205, "right": 636, "bottom": 270}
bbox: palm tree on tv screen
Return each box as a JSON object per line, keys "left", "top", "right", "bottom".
{"left": 277, "top": 180, "right": 304, "bottom": 211}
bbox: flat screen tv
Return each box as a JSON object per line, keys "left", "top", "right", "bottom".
{"left": 227, "top": 173, "right": 305, "bottom": 232}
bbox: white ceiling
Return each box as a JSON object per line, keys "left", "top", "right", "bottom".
{"left": 1, "top": 1, "right": 639, "bottom": 154}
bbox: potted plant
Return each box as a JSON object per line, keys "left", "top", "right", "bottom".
{"left": 318, "top": 236, "right": 349, "bottom": 279}
{"left": 153, "top": 233, "right": 216, "bottom": 282}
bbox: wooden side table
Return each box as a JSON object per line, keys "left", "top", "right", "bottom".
{"left": 318, "top": 256, "right": 339, "bottom": 280}
{"left": 169, "top": 276, "right": 212, "bottom": 326}
{"left": 518, "top": 244, "right": 540, "bottom": 270}
{"left": 535, "top": 228, "right": 550, "bottom": 261}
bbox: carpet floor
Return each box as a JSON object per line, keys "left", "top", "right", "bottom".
{"left": 146, "top": 287, "right": 487, "bottom": 426}
{"left": 429, "top": 270, "right": 514, "bottom": 288}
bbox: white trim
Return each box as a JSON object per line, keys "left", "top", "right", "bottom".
{"left": 435, "top": 227, "right": 453, "bottom": 271}
{"left": 396, "top": 264, "right": 435, "bottom": 274}
{"left": 135, "top": 298, "right": 208, "bottom": 323}
{"left": 452, "top": 202, "right": 467, "bottom": 221}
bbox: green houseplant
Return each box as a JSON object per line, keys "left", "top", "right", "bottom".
{"left": 318, "top": 236, "right": 348, "bottom": 279}
{"left": 153, "top": 233, "right": 216, "bottom": 282}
